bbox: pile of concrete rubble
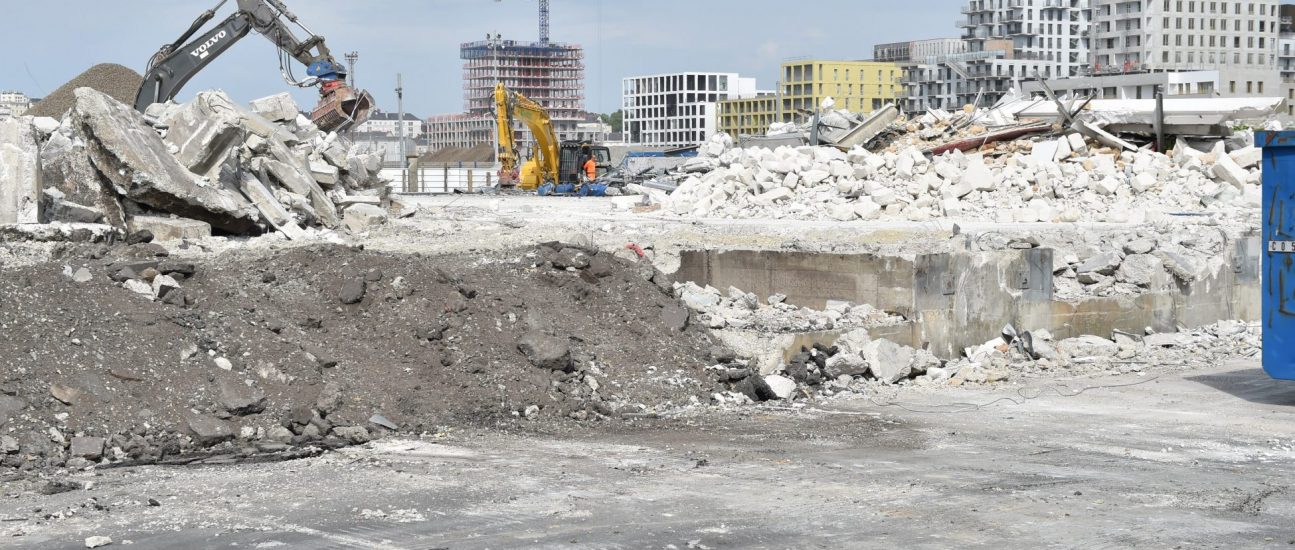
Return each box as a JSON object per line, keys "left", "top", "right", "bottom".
{"left": 674, "top": 281, "right": 905, "bottom": 333}
{"left": 710, "top": 316, "right": 1259, "bottom": 405}
{"left": 2, "top": 87, "right": 395, "bottom": 241}
{"left": 641, "top": 128, "right": 1260, "bottom": 224}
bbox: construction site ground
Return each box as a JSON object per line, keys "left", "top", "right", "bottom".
{"left": 3, "top": 359, "right": 1292, "bottom": 549}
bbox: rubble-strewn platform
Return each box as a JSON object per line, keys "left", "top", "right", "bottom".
{"left": 6, "top": 86, "right": 395, "bottom": 241}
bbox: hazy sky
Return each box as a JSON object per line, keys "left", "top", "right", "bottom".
{"left": 3, "top": 0, "right": 966, "bottom": 116}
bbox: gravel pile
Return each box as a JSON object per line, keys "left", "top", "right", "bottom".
{"left": 0, "top": 241, "right": 739, "bottom": 472}
{"left": 25, "top": 63, "right": 143, "bottom": 118}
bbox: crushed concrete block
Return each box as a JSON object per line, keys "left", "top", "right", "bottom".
{"left": 1130, "top": 173, "right": 1157, "bottom": 193}
{"left": 127, "top": 215, "right": 212, "bottom": 241}
{"left": 69, "top": 436, "right": 105, "bottom": 460}
{"left": 854, "top": 198, "right": 882, "bottom": 220}
{"left": 238, "top": 172, "right": 305, "bottom": 240}
{"left": 0, "top": 116, "right": 40, "bottom": 224}
{"left": 1056, "top": 335, "right": 1118, "bottom": 358}
{"left": 1116, "top": 254, "right": 1162, "bottom": 287}
{"left": 40, "top": 187, "right": 104, "bottom": 224}
{"left": 310, "top": 160, "right": 340, "bottom": 186}
{"left": 342, "top": 203, "right": 388, "bottom": 233}
{"left": 248, "top": 92, "right": 300, "bottom": 123}
{"left": 1066, "top": 133, "right": 1088, "bottom": 155}
{"left": 1053, "top": 135, "right": 1072, "bottom": 161}
{"left": 263, "top": 159, "right": 340, "bottom": 228}
{"left": 862, "top": 338, "right": 914, "bottom": 384}
{"left": 753, "top": 187, "right": 793, "bottom": 205}
{"left": 763, "top": 375, "right": 797, "bottom": 400}
{"left": 1210, "top": 153, "right": 1249, "bottom": 188}
{"left": 1228, "top": 146, "right": 1260, "bottom": 170}
{"left": 1123, "top": 238, "right": 1156, "bottom": 255}
{"left": 827, "top": 203, "right": 857, "bottom": 221}
{"left": 1076, "top": 251, "right": 1122, "bottom": 276}
{"left": 159, "top": 90, "right": 246, "bottom": 176}
{"left": 1094, "top": 176, "right": 1121, "bottom": 195}
{"left": 39, "top": 120, "right": 125, "bottom": 227}
{"left": 73, "top": 88, "right": 258, "bottom": 233}
{"left": 960, "top": 159, "right": 993, "bottom": 192}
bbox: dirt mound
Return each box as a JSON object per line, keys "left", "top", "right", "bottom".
{"left": 0, "top": 242, "right": 726, "bottom": 470}
{"left": 25, "top": 63, "right": 143, "bottom": 118}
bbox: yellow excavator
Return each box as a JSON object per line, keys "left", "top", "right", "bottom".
{"left": 494, "top": 83, "right": 610, "bottom": 195}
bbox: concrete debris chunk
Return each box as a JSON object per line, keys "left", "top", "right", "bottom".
{"left": 127, "top": 215, "right": 212, "bottom": 242}
{"left": 159, "top": 90, "right": 247, "bottom": 176}
{"left": 73, "top": 88, "right": 258, "bottom": 233}
{"left": 69, "top": 436, "right": 106, "bottom": 460}
{"left": 0, "top": 116, "right": 40, "bottom": 224}
{"left": 84, "top": 536, "right": 113, "bottom": 548}
{"left": 342, "top": 203, "right": 389, "bottom": 233}
{"left": 248, "top": 92, "right": 301, "bottom": 123}
{"left": 862, "top": 338, "right": 914, "bottom": 384}
{"left": 517, "top": 331, "right": 572, "bottom": 372}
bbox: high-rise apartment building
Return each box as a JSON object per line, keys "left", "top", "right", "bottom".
{"left": 425, "top": 35, "right": 587, "bottom": 152}
{"left": 1090, "top": 0, "right": 1278, "bottom": 97}
{"left": 960, "top": 0, "right": 1092, "bottom": 102}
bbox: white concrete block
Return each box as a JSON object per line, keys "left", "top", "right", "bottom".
{"left": 1228, "top": 146, "right": 1261, "bottom": 170}
{"left": 1210, "top": 153, "right": 1249, "bottom": 188}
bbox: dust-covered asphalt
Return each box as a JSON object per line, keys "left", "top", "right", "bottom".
{"left": 4, "top": 359, "right": 1294, "bottom": 549}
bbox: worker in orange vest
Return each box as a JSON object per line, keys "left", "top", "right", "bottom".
{"left": 582, "top": 155, "right": 598, "bottom": 184}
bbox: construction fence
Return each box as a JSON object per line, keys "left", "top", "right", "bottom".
{"left": 384, "top": 162, "right": 499, "bottom": 194}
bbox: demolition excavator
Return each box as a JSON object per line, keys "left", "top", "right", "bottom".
{"left": 494, "top": 83, "right": 610, "bottom": 195}
{"left": 134, "top": 0, "right": 373, "bottom": 133}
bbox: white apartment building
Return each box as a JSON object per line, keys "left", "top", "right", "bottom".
{"left": 355, "top": 112, "right": 425, "bottom": 139}
{"left": 959, "top": 0, "right": 1092, "bottom": 103}
{"left": 1090, "top": 0, "right": 1278, "bottom": 97}
{"left": 0, "top": 91, "right": 32, "bottom": 118}
{"left": 622, "top": 72, "right": 758, "bottom": 147}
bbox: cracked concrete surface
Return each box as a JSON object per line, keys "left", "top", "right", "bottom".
{"left": 4, "top": 359, "right": 1293, "bottom": 549}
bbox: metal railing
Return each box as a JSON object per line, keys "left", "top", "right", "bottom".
{"left": 399, "top": 163, "right": 498, "bottom": 194}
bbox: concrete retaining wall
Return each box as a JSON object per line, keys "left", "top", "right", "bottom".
{"left": 676, "top": 238, "right": 1261, "bottom": 359}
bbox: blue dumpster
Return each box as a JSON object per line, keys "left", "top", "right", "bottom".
{"left": 1258, "top": 131, "right": 1295, "bottom": 380}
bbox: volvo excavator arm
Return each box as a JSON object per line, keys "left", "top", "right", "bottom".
{"left": 495, "top": 83, "right": 559, "bottom": 190}
{"left": 135, "top": 0, "right": 372, "bottom": 133}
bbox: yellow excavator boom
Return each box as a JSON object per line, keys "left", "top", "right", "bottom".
{"left": 494, "top": 83, "right": 559, "bottom": 191}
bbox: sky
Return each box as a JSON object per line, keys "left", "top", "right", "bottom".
{"left": 2, "top": 0, "right": 966, "bottom": 117}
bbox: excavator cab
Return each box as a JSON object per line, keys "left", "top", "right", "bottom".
{"left": 134, "top": 0, "right": 373, "bottom": 133}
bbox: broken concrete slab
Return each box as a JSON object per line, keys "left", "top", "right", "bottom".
{"left": 39, "top": 120, "right": 125, "bottom": 228}
{"left": 310, "top": 160, "right": 339, "bottom": 186}
{"left": 72, "top": 88, "right": 258, "bottom": 233}
{"left": 238, "top": 171, "right": 305, "bottom": 240}
{"left": 1228, "top": 146, "right": 1260, "bottom": 170}
{"left": 159, "top": 91, "right": 247, "bottom": 177}
{"left": 69, "top": 436, "right": 105, "bottom": 460}
{"left": 862, "top": 338, "right": 914, "bottom": 384}
{"left": 127, "top": 215, "right": 211, "bottom": 241}
{"left": 185, "top": 413, "right": 234, "bottom": 446}
{"left": 1210, "top": 153, "right": 1249, "bottom": 188}
{"left": 217, "top": 377, "right": 266, "bottom": 416}
{"left": 248, "top": 92, "right": 300, "bottom": 123}
{"left": 517, "top": 331, "right": 572, "bottom": 372}
{"left": 263, "top": 159, "right": 340, "bottom": 228}
{"left": 0, "top": 116, "right": 40, "bottom": 224}
{"left": 763, "top": 374, "right": 797, "bottom": 399}
{"left": 40, "top": 187, "right": 104, "bottom": 224}
{"left": 342, "top": 203, "right": 388, "bottom": 233}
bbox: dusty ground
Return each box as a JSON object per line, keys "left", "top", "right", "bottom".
{"left": 2, "top": 359, "right": 1292, "bottom": 549}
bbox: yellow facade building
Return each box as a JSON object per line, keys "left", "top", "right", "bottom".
{"left": 717, "top": 95, "right": 779, "bottom": 140}
{"left": 718, "top": 60, "right": 903, "bottom": 138}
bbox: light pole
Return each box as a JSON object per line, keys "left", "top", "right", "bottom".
{"left": 344, "top": 51, "right": 359, "bottom": 88}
